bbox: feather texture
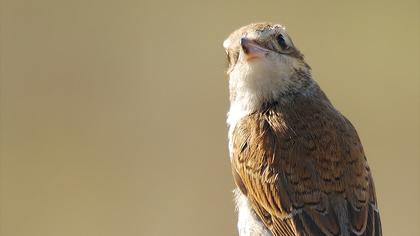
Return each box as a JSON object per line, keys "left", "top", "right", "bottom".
{"left": 230, "top": 87, "right": 382, "bottom": 236}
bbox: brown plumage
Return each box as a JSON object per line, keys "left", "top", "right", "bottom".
{"left": 224, "top": 23, "right": 382, "bottom": 236}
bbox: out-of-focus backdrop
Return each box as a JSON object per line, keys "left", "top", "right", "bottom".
{"left": 1, "top": 0, "right": 419, "bottom": 235}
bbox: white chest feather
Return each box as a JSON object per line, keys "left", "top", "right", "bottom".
{"left": 234, "top": 188, "right": 272, "bottom": 236}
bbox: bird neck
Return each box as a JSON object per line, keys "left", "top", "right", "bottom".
{"left": 229, "top": 70, "right": 315, "bottom": 113}
{"left": 226, "top": 70, "right": 320, "bottom": 160}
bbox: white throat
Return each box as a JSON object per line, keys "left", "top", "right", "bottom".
{"left": 226, "top": 55, "right": 311, "bottom": 158}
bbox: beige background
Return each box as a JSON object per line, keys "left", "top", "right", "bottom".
{"left": 1, "top": 0, "right": 419, "bottom": 235}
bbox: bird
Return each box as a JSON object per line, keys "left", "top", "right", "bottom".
{"left": 223, "top": 23, "right": 382, "bottom": 236}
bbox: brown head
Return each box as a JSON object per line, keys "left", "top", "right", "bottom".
{"left": 223, "top": 23, "right": 313, "bottom": 107}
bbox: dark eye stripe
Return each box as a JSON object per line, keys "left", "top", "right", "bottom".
{"left": 226, "top": 51, "right": 239, "bottom": 66}
{"left": 225, "top": 51, "right": 230, "bottom": 67}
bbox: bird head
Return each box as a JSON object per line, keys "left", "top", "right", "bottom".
{"left": 223, "top": 23, "right": 312, "bottom": 105}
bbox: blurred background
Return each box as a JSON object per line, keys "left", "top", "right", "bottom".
{"left": 0, "top": 0, "right": 419, "bottom": 235}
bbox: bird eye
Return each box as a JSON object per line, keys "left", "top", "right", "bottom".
{"left": 276, "top": 34, "right": 289, "bottom": 50}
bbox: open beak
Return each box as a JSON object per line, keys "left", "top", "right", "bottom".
{"left": 240, "top": 37, "right": 270, "bottom": 61}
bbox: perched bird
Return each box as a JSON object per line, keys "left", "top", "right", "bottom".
{"left": 224, "top": 23, "right": 382, "bottom": 236}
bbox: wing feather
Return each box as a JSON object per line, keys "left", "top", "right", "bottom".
{"left": 230, "top": 98, "right": 382, "bottom": 236}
